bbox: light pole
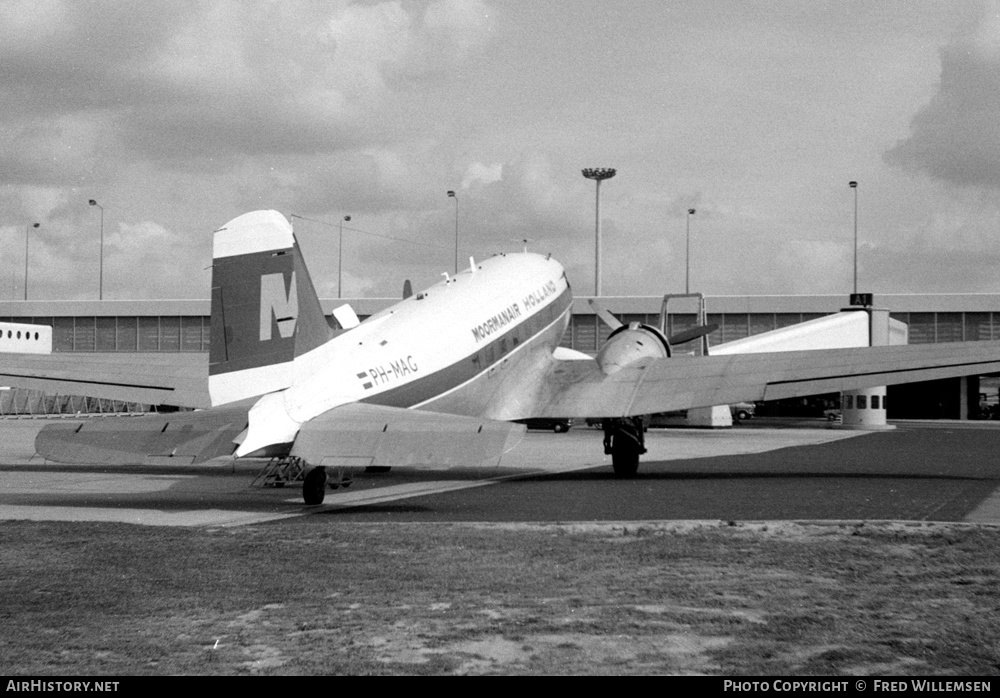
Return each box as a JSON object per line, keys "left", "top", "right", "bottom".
{"left": 23, "top": 222, "right": 38, "bottom": 301}
{"left": 447, "top": 190, "right": 458, "bottom": 275}
{"left": 685, "top": 208, "right": 696, "bottom": 295}
{"left": 849, "top": 181, "right": 858, "bottom": 294}
{"left": 89, "top": 199, "right": 104, "bottom": 300}
{"left": 338, "top": 214, "right": 351, "bottom": 299}
{"left": 581, "top": 168, "right": 616, "bottom": 297}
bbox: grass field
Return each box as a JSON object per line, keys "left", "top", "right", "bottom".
{"left": 1, "top": 519, "right": 998, "bottom": 675}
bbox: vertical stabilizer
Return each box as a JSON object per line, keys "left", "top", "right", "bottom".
{"left": 209, "top": 210, "right": 332, "bottom": 406}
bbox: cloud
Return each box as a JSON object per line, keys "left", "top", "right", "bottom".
{"left": 101, "top": 220, "right": 209, "bottom": 299}
{"left": 461, "top": 162, "right": 502, "bottom": 188}
{"left": 884, "top": 4, "right": 1000, "bottom": 188}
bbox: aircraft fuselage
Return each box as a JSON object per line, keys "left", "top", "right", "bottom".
{"left": 237, "top": 253, "right": 572, "bottom": 456}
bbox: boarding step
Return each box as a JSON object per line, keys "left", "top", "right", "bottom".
{"left": 251, "top": 457, "right": 354, "bottom": 490}
{"left": 252, "top": 456, "right": 306, "bottom": 489}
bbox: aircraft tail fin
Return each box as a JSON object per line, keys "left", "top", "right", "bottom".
{"left": 209, "top": 210, "right": 332, "bottom": 406}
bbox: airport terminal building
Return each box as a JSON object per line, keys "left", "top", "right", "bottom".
{"left": 1, "top": 293, "right": 998, "bottom": 418}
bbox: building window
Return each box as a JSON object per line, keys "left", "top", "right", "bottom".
{"left": 872, "top": 395, "right": 880, "bottom": 409}
{"left": 74, "top": 317, "right": 95, "bottom": 352}
{"left": 845, "top": 394, "right": 853, "bottom": 410}
{"left": 53, "top": 317, "right": 74, "bottom": 351}
{"left": 749, "top": 313, "right": 776, "bottom": 337}
{"left": 857, "top": 395, "right": 867, "bottom": 409}
{"left": 96, "top": 317, "right": 116, "bottom": 352}
{"left": 181, "top": 316, "right": 202, "bottom": 352}
{"left": 159, "top": 316, "right": 180, "bottom": 352}
{"left": 117, "top": 317, "right": 137, "bottom": 351}
{"left": 937, "top": 313, "right": 963, "bottom": 343}
{"left": 138, "top": 317, "right": 159, "bottom": 351}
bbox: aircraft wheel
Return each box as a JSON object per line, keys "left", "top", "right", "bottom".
{"left": 303, "top": 466, "right": 328, "bottom": 505}
{"left": 611, "top": 438, "right": 640, "bottom": 477}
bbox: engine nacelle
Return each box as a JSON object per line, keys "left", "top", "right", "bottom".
{"left": 595, "top": 322, "right": 670, "bottom": 374}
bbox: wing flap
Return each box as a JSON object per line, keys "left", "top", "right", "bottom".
{"left": 529, "top": 340, "right": 1000, "bottom": 418}
{"left": 291, "top": 403, "right": 525, "bottom": 469}
{"left": 0, "top": 353, "right": 210, "bottom": 408}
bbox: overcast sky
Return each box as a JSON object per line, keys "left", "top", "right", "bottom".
{"left": 2, "top": 0, "right": 999, "bottom": 302}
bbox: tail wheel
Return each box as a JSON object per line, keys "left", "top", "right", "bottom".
{"left": 303, "top": 466, "right": 328, "bottom": 505}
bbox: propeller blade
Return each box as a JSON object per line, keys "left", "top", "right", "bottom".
{"left": 668, "top": 323, "right": 718, "bottom": 345}
{"left": 588, "top": 299, "right": 623, "bottom": 330}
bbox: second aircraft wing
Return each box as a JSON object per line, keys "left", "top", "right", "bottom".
{"left": 524, "top": 340, "right": 1000, "bottom": 418}
{"left": 0, "top": 352, "right": 210, "bottom": 409}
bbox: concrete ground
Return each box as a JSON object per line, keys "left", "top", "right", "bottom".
{"left": 2, "top": 417, "right": 1000, "bottom": 527}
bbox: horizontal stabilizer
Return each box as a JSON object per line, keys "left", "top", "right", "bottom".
{"left": 290, "top": 403, "right": 525, "bottom": 469}
{"left": 34, "top": 402, "right": 253, "bottom": 465}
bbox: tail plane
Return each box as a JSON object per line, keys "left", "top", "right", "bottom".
{"left": 209, "top": 210, "right": 331, "bottom": 406}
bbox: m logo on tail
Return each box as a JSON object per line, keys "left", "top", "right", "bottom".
{"left": 260, "top": 272, "right": 297, "bottom": 341}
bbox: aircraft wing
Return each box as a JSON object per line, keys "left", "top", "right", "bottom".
{"left": 291, "top": 403, "right": 525, "bottom": 469}
{"left": 526, "top": 340, "right": 1000, "bottom": 418}
{"left": 35, "top": 400, "right": 524, "bottom": 469}
{"left": 0, "top": 352, "right": 210, "bottom": 409}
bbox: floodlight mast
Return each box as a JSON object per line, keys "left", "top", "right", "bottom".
{"left": 24, "top": 223, "right": 39, "bottom": 301}
{"left": 89, "top": 199, "right": 104, "bottom": 300}
{"left": 849, "top": 181, "right": 858, "bottom": 295}
{"left": 581, "top": 168, "right": 616, "bottom": 297}
{"left": 338, "top": 215, "right": 351, "bottom": 299}
{"left": 447, "top": 190, "right": 458, "bottom": 275}
{"left": 685, "top": 208, "right": 696, "bottom": 295}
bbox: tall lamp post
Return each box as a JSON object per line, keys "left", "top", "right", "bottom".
{"left": 23, "top": 222, "right": 39, "bottom": 301}
{"left": 447, "top": 190, "right": 458, "bottom": 275}
{"left": 338, "top": 214, "right": 351, "bottom": 299}
{"left": 849, "top": 181, "right": 858, "bottom": 294}
{"left": 581, "top": 168, "right": 616, "bottom": 297}
{"left": 685, "top": 208, "right": 696, "bottom": 295}
{"left": 88, "top": 199, "right": 104, "bottom": 300}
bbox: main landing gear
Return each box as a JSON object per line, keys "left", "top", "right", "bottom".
{"left": 302, "top": 465, "right": 353, "bottom": 505}
{"left": 602, "top": 417, "right": 647, "bottom": 477}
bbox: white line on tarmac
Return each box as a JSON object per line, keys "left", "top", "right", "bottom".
{"left": 291, "top": 463, "right": 604, "bottom": 514}
{"left": 0, "top": 505, "right": 303, "bottom": 527}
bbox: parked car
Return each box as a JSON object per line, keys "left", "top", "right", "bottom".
{"left": 516, "top": 418, "right": 573, "bottom": 433}
{"left": 730, "top": 402, "right": 755, "bottom": 420}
